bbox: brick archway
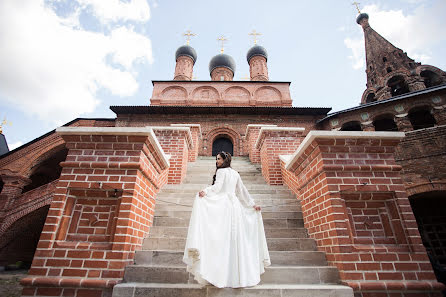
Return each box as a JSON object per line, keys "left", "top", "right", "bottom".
{"left": 205, "top": 127, "right": 241, "bottom": 156}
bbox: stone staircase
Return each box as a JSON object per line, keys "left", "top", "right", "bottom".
{"left": 112, "top": 157, "right": 353, "bottom": 297}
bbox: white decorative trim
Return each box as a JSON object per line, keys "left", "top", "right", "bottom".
{"left": 279, "top": 154, "right": 293, "bottom": 163}
{"left": 285, "top": 130, "right": 405, "bottom": 170}
{"left": 149, "top": 126, "right": 193, "bottom": 150}
{"left": 255, "top": 127, "right": 305, "bottom": 150}
{"left": 244, "top": 124, "right": 277, "bottom": 138}
{"left": 170, "top": 124, "right": 202, "bottom": 137}
{"left": 56, "top": 127, "right": 170, "bottom": 169}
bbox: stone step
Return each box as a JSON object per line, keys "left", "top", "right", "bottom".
{"left": 153, "top": 203, "right": 301, "bottom": 212}
{"left": 162, "top": 184, "right": 286, "bottom": 191}
{"left": 153, "top": 217, "right": 304, "bottom": 228}
{"left": 149, "top": 226, "right": 308, "bottom": 238}
{"left": 153, "top": 210, "right": 302, "bottom": 220}
{"left": 156, "top": 192, "right": 296, "bottom": 199}
{"left": 158, "top": 188, "right": 294, "bottom": 195}
{"left": 142, "top": 237, "right": 316, "bottom": 251}
{"left": 113, "top": 283, "right": 354, "bottom": 297}
{"left": 155, "top": 199, "right": 299, "bottom": 209}
{"left": 183, "top": 176, "right": 266, "bottom": 183}
{"left": 148, "top": 227, "right": 308, "bottom": 239}
{"left": 122, "top": 265, "right": 340, "bottom": 285}
{"left": 134, "top": 250, "right": 327, "bottom": 267}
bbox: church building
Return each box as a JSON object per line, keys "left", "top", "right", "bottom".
{"left": 0, "top": 11, "right": 445, "bottom": 297}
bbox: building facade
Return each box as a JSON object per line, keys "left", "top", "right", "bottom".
{"left": 0, "top": 12, "right": 445, "bottom": 297}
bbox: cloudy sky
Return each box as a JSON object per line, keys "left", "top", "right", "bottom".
{"left": 1, "top": 0, "right": 445, "bottom": 150}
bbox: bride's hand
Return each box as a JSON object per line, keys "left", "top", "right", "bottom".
{"left": 253, "top": 205, "right": 261, "bottom": 211}
{"left": 198, "top": 191, "right": 205, "bottom": 198}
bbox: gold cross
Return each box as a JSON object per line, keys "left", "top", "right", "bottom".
{"left": 249, "top": 30, "right": 262, "bottom": 45}
{"left": 0, "top": 117, "right": 12, "bottom": 134}
{"left": 352, "top": 2, "right": 361, "bottom": 14}
{"left": 183, "top": 30, "right": 196, "bottom": 45}
{"left": 217, "top": 36, "right": 227, "bottom": 53}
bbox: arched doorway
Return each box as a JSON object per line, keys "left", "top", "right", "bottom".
{"left": 409, "top": 191, "right": 446, "bottom": 284}
{"left": 212, "top": 136, "right": 233, "bottom": 156}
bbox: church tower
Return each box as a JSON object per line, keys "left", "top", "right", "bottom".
{"left": 247, "top": 45, "right": 269, "bottom": 81}
{"left": 173, "top": 44, "right": 197, "bottom": 81}
{"left": 357, "top": 13, "right": 446, "bottom": 104}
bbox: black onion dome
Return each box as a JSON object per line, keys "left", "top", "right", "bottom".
{"left": 246, "top": 45, "right": 268, "bottom": 63}
{"left": 175, "top": 45, "right": 197, "bottom": 64}
{"left": 356, "top": 13, "right": 369, "bottom": 24}
{"left": 209, "top": 53, "right": 236, "bottom": 73}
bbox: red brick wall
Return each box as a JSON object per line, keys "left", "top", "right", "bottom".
{"left": 115, "top": 113, "right": 320, "bottom": 157}
{"left": 20, "top": 128, "right": 169, "bottom": 297}
{"left": 281, "top": 131, "right": 443, "bottom": 296}
{"left": 245, "top": 125, "right": 276, "bottom": 163}
{"left": 256, "top": 128, "right": 304, "bottom": 185}
{"left": 153, "top": 128, "right": 191, "bottom": 184}
{"left": 395, "top": 124, "right": 446, "bottom": 197}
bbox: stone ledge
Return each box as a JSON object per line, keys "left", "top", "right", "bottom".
{"left": 149, "top": 126, "right": 194, "bottom": 150}
{"left": 170, "top": 124, "right": 202, "bottom": 137}
{"left": 245, "top": 124, "right": 277, "bottom": 138}
{"left": 21, "top": 277, "right": 119, "bottom": 288}
{"left": 285, "top": 131, "right": 405, "bottom": 170}
{"left": 56, "top": 127, "right": 170, "bottom": 170}
{"left": 255, "top": 127, "right": 305, "bottom": 150}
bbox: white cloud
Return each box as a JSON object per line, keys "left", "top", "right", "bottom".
{"left": 78, "top": 0, "right": 150, "bottom": 23}
{"left": 8, "top": 141, "right": 24, "bottom": 151}
{"left": 344, "top": 2, "right": 446, "bottom": 69}
{"left": 0, "top": 0, "right": 153, "bottom": 124}
{"left": 344, "top": 38, "right": 364, "bottom": 70}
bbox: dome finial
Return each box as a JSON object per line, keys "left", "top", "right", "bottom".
{"left": 183, "top": 30, "right": 196, "bottom": 45}
{"left": 217, "top": 35, "right": 227, "bottom": 54}
{"left": 249, "top": 30, "right": 262, "bottom": 45}
{"left": 352, "top": 1, "right": 361, "bottom": 14}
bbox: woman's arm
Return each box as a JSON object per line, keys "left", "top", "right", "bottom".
{"left": 235, "top": 174, "right": 257, "bottom": 209}
{"left": 199, "top": 169, "right": 225, "bottom": 197}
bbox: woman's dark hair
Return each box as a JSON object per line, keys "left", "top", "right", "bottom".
{"left": 211, "top": 151, "right": 232, "bottom": 185}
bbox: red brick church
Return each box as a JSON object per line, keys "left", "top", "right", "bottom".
{"left": 1, "top": 12, "right": 446, "bottom": 297}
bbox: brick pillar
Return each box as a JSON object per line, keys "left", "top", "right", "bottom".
{"left": 152, "top": 126, "right": 192, "bottom": 184}
{"left": 255, "top": 127, "right": 305, "bottom": 185}
{"left": 394, "top": 113, "right": 413, "bottom": 132}
{"left": 360, "top": 121, "right": 375, "bottom": 131}
{"left": 170, "top": 124, "right": 201, "bottom": 162}
{"left": 281, "top": 131, "right": 443, "bottom": 296}
{"left": 245, "top": 124, "right": 277, "bottom": 163}
{"left": 432, "top": 106, "right": 446, "bottom": 125}
{"left": 21, "top": 127, "right": 169, "bottom": 297}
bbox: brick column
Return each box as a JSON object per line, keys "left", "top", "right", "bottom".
{"left": 394, "top": 114, "right": 413, "bottom": 132}
{"left": 170, "top": 124, "right": 201, "bottom": 162}
{"left": 280, "top": 131, "right": 443, "bottom": 296}
{"left": 255, "top": 127, "right": 305, "bottom": 185}
{"left": 21, "top": 127, "right": 169, "bottom": 297}
{"left": 152, "top": 126, "right": 192, "bottom": 184}
{"left": 432, "top": 106, "right": 446, "bottom": 125}
{"left": 245, "top": 124, "right": 276, "bottom": 164}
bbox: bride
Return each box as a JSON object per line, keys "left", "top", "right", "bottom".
{"left": 182, "top": 151, "right": 271, "bottom": 288}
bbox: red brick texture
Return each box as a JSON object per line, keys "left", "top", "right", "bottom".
{"left": 280, "top": 131, "right": 444, "bottom": 296}
{"left": 245, "top": 125, "right": 276, "bottom": 164}
{"left": 170, "top": 124, "right": 201, "bottom": 162}
{"left": 153, "top": 127, "right": 192, "bottom": 184}
{"left": 255, "top": 127, "right": 305, "bottom": 185}
{"left": 20, "top": 127, "right": 169, "bottom": 297}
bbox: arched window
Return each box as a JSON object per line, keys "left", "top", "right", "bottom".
{"left": 0, "top": 178, "right": 4, "bottom": 194}
{"left": 366, "top": 93, "right": 376, "bottom": 103}
{"left": 212, "top": 136, "right": 233, "bottom": 156}
{"left": 387, "top": 76, "right": 410, "bottom": 97}
{"left": 22, "top": 148, "right": 68, "bottom": 193}
{"left": 420, "top": 70, "right": 443, "bottom": 88}
{"left": 408, "top": 106, "right": 437, "bottom": 130}
{"left": 341, "top": 121, "right": 362, "bottom": 131}
{"left": 373, "top": 114, "right": 398, "bottom": 131}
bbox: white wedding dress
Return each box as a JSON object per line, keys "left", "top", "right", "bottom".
{"left": 182, "top": 167, "right": 271, "bottom": 288}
